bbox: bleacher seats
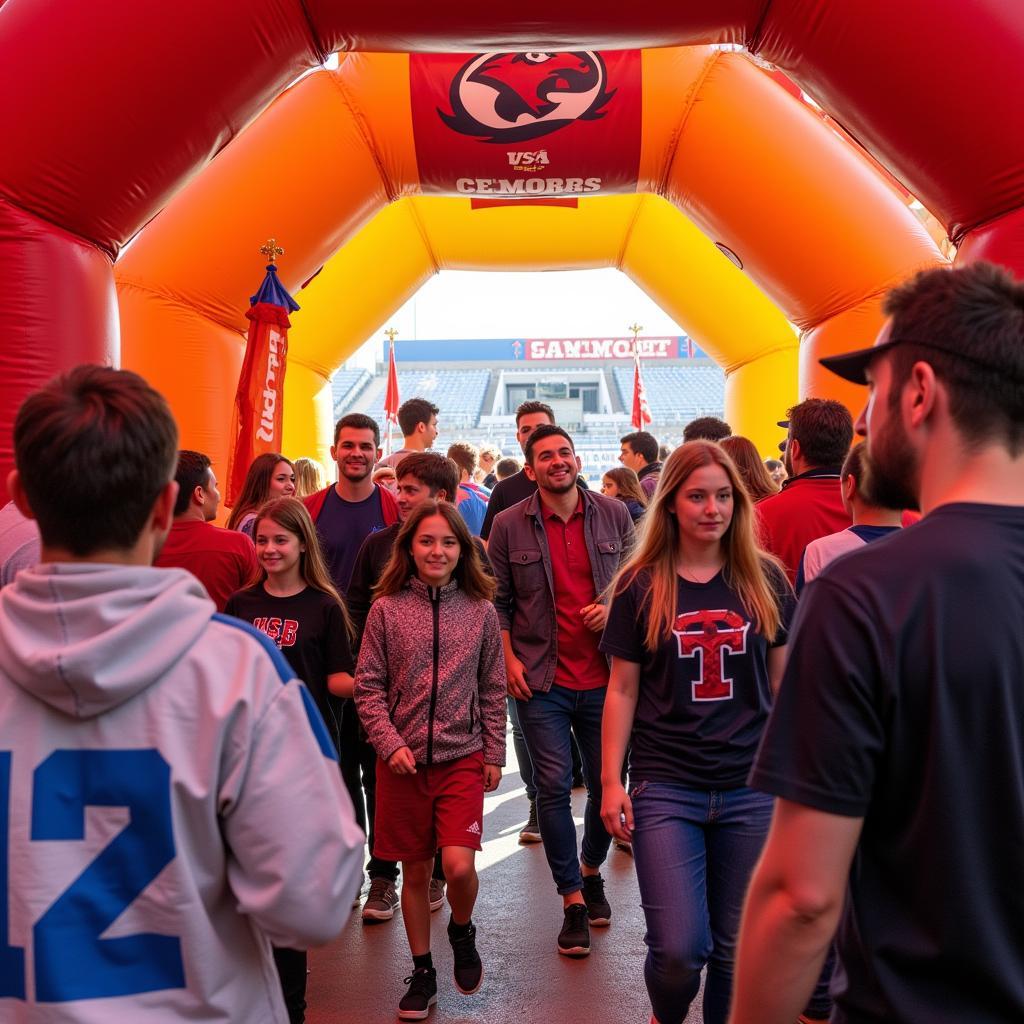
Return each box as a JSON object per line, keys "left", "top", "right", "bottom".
{"left": 331, "top": 369, "right": 371, "bottom": 415}
{"left": 611, "top": 364, "right": 724, "bottom": 424}
{"left": 364, "top": 370, "right": 491, "bottom": 430}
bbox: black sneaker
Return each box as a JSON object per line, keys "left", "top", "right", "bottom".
{"left": 362, "top": 876, "right": 399, "bottom": 922}
{"left": 557, "top": 903, "right": 591, "bottom": 957}
{"left": 581, "top": 873, "right": 611, "bottom": 927}
{"left": 398, "top": 968, "right": 437, "bottom": 1021}
{"left": 518, "top": 801, "right": 542, "bottom": 844}
{"left": 447, "top": 918, "right": 483, "bottom": 994}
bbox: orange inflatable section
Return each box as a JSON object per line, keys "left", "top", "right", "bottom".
{"left": 115, "top": 48, "right": 942, "bottom": 475}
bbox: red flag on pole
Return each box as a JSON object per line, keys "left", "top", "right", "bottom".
{"left": 383, "top": 338, "right": 401, "bottom": 456}
{"left": 631, "top": 339, "right": 653, "bottom": 430}
{"left": 227, "top": 250, "right": 299, "bottom": 506}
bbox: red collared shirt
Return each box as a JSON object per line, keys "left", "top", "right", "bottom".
{"left": 542, "top": 496, "right": 609, "bottom": 692}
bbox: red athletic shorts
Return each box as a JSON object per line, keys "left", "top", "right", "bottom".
{"left": 373, "top": 750, "right": 485, "bottom": 863}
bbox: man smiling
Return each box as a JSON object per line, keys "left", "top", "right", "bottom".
{"left": 303, "top": 413, "right": 399, "bottom": 597}
{"left": 489, "top": 424, "right": 633, "bottom": 958}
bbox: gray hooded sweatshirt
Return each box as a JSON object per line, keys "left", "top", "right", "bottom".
{"left": 0, "top": 563, "right": 363, "bottom": 1022}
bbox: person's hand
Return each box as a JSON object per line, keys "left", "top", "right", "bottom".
{"left": 600, "top": 782, "right": 634, "bottom": 842}
{"left": 483, "top": 764, "right": 502, "bottom": 792}
{"left": 581, "top": 603, "right": 608, "bottom": 633}
{"left": 505, "top": 654, "right": 532, "bottom": 700}
{"left": 387, "top": 746, "right": 417, "bottom": 775}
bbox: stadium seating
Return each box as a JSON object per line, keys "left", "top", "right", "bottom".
{"left": 611, "top": 364, "right": 724, "bottom": 424}
{"left": 331, "top": 369, "right": 371, "bottom": 415}
{"left": 364, "top": 370, "right": 491, "bottom": 430}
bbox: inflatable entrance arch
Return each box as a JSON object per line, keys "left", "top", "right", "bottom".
{"left": 277, "top": 194, "right": 802, "bottom": 468}
{"left": 1, "top": 3, "right": 1021, "bottom": 497}
{"left": 114, "top": 47, "right": 940, "bottom": 473}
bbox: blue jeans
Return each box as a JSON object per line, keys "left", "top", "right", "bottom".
{"left": 507, "top": 696, "right": 536, "bottom": 802}
{"left": 631, "top": 782, "right": 772, "bottom": 1024}
{"left": 516, "top": 684, "right": 611, "bottom": 894}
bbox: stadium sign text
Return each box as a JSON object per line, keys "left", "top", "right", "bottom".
{"left": 526, "top": 337, "right": 677, "bottom": 360}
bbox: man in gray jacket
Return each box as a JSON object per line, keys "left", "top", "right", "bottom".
{"left": 488, "top": 425, "right": 634, "bottom": 959}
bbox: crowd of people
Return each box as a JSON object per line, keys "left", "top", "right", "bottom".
{"left": 0, "top": 261, "right": 1022, "bottom": 1024}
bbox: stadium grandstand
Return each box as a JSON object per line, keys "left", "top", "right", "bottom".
{"left": 332, "top": 336, "right": 724, "bottom": 481}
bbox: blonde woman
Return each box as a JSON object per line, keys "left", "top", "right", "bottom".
{"left": 598, "top": 441, "right": 795, "bottom": 1024}
{"left": 293, "top": 457, "right": 326, "bottom": 499}
{"left": 475, "top": 443, "right": 501, "bottom": 488}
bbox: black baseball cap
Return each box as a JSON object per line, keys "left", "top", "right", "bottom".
{"left": 818, "top": 331, "right": 903, "bottom": 385}
{"left": 818, "top": 324, "right": 1022, "bottom": 386}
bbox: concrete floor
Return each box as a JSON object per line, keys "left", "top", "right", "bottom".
{"left": 306, "top": 743, "right": 705, "bottom": 1024}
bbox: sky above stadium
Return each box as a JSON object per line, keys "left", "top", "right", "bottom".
{"left": 349, "top": 268, "right": 686, "bottom": 365}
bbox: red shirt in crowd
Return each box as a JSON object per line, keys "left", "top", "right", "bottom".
{"left": 543, "top": 497, "right": 608, "bottom": 692}
{"left": 755, "top": 468, "right": 852, "bottom": 585}
{"left": 155, "top": 519, "right": 259, "bottom": 611}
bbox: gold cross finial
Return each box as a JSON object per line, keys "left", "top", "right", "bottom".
{"left": 384, "top": 328, "right": 399, "bottom": 343}
{"left": 628, "top": 322, "right": 643, "bottom": 341}
{"left": 260, "top": 238, "right": 284, "bottom": 263}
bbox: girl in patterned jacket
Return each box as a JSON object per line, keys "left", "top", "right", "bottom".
{"left": 354, "top": 500, "right": 506, "bottom": 1021}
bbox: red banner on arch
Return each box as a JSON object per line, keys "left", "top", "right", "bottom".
{"left": 411, "top": 50, "right": 642, "bottom": 199}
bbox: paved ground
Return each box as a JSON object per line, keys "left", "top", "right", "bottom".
{"left": 306, "top": 743, "right": 705, "bottom": 1024}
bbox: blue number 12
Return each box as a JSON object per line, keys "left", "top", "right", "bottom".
{"left": 0, "top": 749, "right": 185, "bottom": 1003}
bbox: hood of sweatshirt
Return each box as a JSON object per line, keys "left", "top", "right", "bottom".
{"left": 0, "top": 562, "right": 215, "bottom": 719}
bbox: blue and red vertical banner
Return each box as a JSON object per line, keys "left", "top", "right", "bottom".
{"left": 227, "top": 263, "right": 299, "bottom": 506}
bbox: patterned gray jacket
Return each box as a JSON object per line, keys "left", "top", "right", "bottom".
{"left": 354, "top": 577, "right": 507, "bottom": 767}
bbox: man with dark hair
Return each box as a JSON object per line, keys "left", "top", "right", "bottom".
{"left": 155, "top": 450, "right": 258, "bottom": 611}
{"left": 378, "top": 397, "right": 440, "bottom": 470}
{"left": 489, "top": 423, "right": 634, "bottom": 957}
{"left": 447, "top": 442, "right": 488, "bottom": 536}
{"left": 619, "top": 430, "right": 662, "bottom": 498}
{"left": 495, "top": 456, "right": 521, "bottom": 481}
{"left": 682, "top": 415, "right": 732, "bottom": 443}
{"left": 794, "top": 441, "right": 902, "bottom": 595}
{"left": 732, "top": 261, "right": 1024, "bottom": 1024}
{"left": 0, "top": 365, "right": 362, "bottom": 1020}
{"left": 303, "top": 413, "right": 399, "bottom": 596}
{"left": 755, "top": 398, "right": 854, "bottom": 584}
{"left": 480, "top": 400, "right": 555, "bottom": 541}
{"left": 347, "top": 452, "right": 478, "bottom": 920}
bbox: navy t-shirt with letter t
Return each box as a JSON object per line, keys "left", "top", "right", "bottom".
{"left": 600, "top": 564, "right": 794, "bottom": 789}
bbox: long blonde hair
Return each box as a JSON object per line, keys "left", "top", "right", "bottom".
{"left": 292, "top": 457, "right": 326, "bottom": 499}
{"left": 611, "top": 441, "right": 787, "bottom": 649}
{"left": 248, "top": 497, "right": 355, "bottom": 642}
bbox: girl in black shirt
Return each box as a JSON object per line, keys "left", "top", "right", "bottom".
{"left": 225, "top": 496, "right": 355, "bottom": 1024}
{"left": 599, "top": 442, "right": 793, "bottom": 1024}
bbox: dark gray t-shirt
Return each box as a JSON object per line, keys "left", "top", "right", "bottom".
{"left": 751, "top": 503, "right": 1024, "bottom": 1023}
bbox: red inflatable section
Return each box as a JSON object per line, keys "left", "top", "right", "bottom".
{"left": 0, "top": 1, "right": 1021, "bottom": 498}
